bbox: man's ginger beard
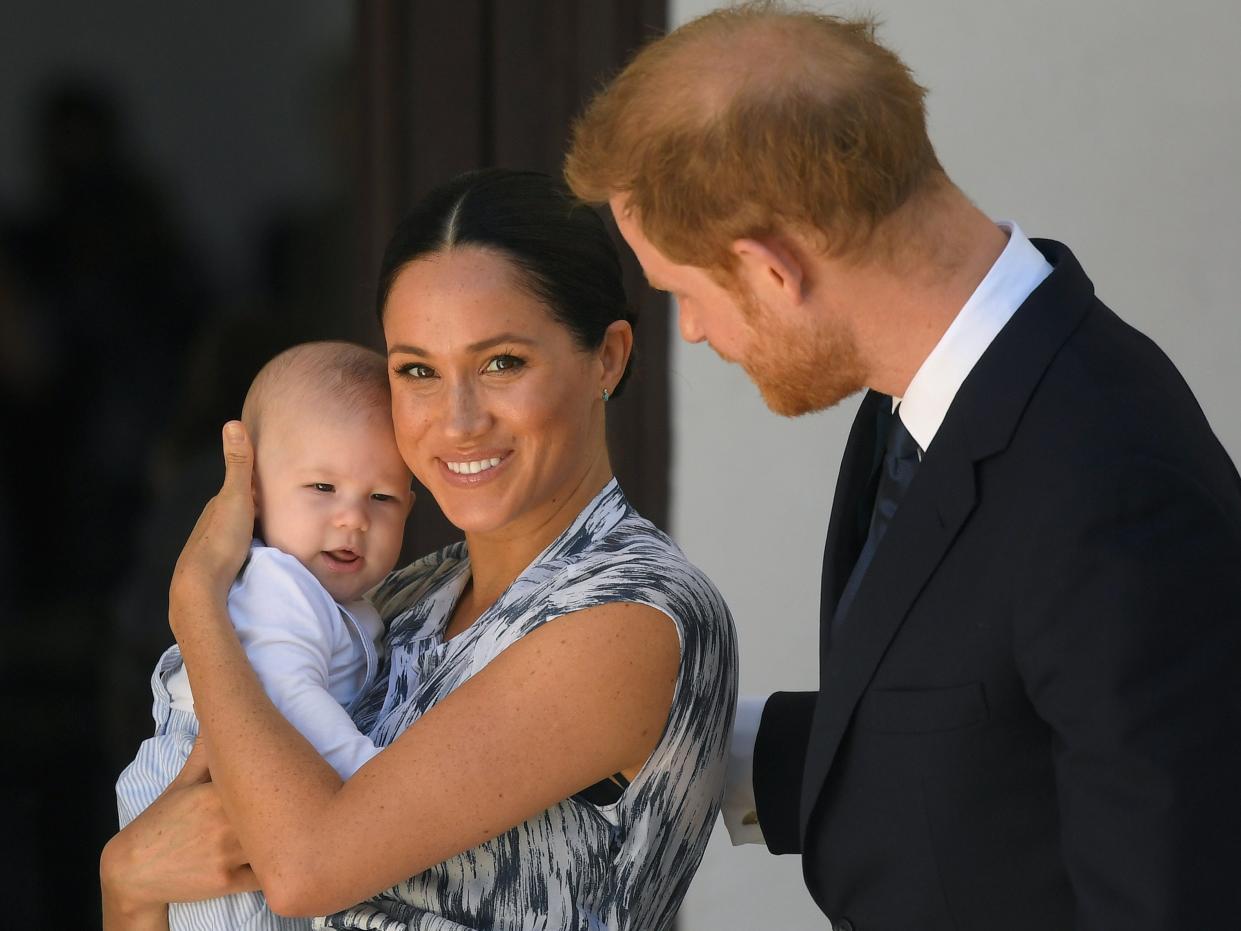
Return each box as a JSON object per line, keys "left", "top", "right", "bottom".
{"left": 728, "top": 284, "right": 866, "bottom": 417}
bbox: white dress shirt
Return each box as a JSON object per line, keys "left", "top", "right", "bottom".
{"left": 723, "top": 222, "right": 1053, "bottom": 844}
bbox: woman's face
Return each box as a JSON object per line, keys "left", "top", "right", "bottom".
{"left": 383, "top": 246, "right": 612, "bottom": 537}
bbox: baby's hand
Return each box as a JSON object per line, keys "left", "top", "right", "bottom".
{"left": 169, "top": 421, "right": 256, "bottom": 626}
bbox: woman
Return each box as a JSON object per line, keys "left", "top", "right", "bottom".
{"left": 101, "top": 169, "right": 738, "bottom": 931}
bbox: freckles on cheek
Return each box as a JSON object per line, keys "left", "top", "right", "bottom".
{"left": 392, "top": 409, "right": 429, "bottom": 470}
{"left": 509, "top": 382, "right": 575, "bottom": 437}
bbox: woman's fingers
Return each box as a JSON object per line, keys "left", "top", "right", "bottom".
{"left": 225, "top": 865, "right": 262, "bottom": 896}
{"left": 173, "top": 737, "right": 212, "bottom": 786}
{"left": 170, "top": 421, "right": 257, "bottom": 608}
{"left": 103, "top": 782, "right": 259, "bottom": 907}
{"left": 220, "top": 420, "right": 254, "bottom": 500}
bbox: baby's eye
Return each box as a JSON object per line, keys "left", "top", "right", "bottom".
{"left": 311, "top": 482, "right": 335, "bottom": 493}
{"left": 371, "top": 492, "right": 397, "bottom": 503}
{"left": 396, "top": 362, "right": 436, "bottom": 379}
{"left": 482, "top": 354, "right": 524, "bottom": 374}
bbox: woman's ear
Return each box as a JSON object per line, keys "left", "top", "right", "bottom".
{"left": 598, "top": 319, "right": 635, "bottom": 397}
{"left": 730, "top": 234, "right": 808, "bottom": 308}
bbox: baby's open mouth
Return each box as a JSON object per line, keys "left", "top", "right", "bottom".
{"left": 324, "top": 549, "right": 361, "bottom": 566}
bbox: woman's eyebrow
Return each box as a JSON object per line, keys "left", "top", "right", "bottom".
{"left": 388, "top": 343, "right": 428, "bottom": 357}
{"left": 388, "top": 335, "right": 538, "bottom": 357}
{"left": 466, "top": 334, "right": 538, "bottom": 353}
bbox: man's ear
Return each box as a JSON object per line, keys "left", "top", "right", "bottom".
{"left": 731, "top": 235, "right": 807, "bottom": 307}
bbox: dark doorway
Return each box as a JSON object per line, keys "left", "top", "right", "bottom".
{"left": 356, "top": 0, "right": 671, "bottom": 557}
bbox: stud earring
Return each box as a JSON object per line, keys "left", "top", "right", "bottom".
{"left": 602, "top": 387, "right": 611, "bottom": 402}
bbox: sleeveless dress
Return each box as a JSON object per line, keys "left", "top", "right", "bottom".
{"left": 314, "top": 480, "right": 737, "bottom": 931}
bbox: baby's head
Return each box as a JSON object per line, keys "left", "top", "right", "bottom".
{"left": 242, "top": 341, "right": 413, "bottom": 602}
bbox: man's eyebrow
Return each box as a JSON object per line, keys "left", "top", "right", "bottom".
{"left": 387, "top": 334, "right": 538, "bottom": 357}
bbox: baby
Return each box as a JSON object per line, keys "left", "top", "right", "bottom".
{"left": 115, "top": 341, "right": 413, "bottom": 931}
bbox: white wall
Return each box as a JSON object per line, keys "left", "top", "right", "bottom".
{"left": 668, "top": 2, "right": 1241, "bottom": 928}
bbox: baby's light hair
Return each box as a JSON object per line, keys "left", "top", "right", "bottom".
{"left": 241, "top": 341, "right": 391, "bottom": 445}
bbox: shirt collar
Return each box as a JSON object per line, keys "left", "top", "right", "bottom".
{"left": 895, "top": 221, "right": 1052, "bottom": 452}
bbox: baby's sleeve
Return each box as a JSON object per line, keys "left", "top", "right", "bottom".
{"left": 229, "top": 550, "right": 381, "bottom": 779}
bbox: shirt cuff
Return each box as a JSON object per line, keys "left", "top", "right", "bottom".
{"left": 720, "top": 694, "right": 771, "bottom": 846}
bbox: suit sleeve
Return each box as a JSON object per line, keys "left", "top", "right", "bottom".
{"left": 230, "top": 551, "right": 381, "bottom": 780}
{"left": 752, "top": 689, "right": 818, "bottom": 855}
{"left": 1015, "top": 461, "right": 1241, "bottom": 928}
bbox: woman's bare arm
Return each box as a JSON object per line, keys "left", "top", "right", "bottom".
{"left": 171, "top": 424, "right": 681, "bottom": 917}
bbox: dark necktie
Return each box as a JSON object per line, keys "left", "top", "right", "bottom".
{"left": 830, "top": 405, "right": 922, "bottom": 638}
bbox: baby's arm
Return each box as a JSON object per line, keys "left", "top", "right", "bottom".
{"left": 229, "top": 548, "right": 380, "bottom": 779}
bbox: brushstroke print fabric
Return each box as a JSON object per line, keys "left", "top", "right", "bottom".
{"left": 316, "top": 480, "right": 738, "bottom": 931}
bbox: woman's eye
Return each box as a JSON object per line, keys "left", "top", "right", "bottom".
{"left": 312, "top": 483, "right": 335, "bottom": 493}
{"left": 396, "top": 363, "right": 436, "bottom": 379}
{"left": 483, "top": 354, "right": 524, "bottom": 374}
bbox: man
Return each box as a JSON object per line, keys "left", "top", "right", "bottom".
{"left": 566, "top": 4, "right": 1241, "bottom": 929}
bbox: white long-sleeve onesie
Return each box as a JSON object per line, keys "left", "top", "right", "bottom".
{"left": 115, "top": 541, "right": 384, "bottom": 931}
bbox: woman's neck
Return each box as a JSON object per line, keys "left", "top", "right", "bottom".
{"left": 449, "top": 455, "right": 615, "bottom": 636}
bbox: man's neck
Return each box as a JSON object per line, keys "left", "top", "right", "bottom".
{"left": 836, "top": 191, "right": 1009, "bottom": 399}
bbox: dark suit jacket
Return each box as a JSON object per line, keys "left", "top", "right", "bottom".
{"left": 753, "top": 240, "right": 1241, "bottom": 930}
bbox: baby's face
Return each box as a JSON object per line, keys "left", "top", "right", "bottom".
{"left": 254, "top": 404, "right": 413, "bottom": 602}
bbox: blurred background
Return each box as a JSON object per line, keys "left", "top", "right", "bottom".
{"left": 1, "top": 0, "right": 1238, "bottom": 928}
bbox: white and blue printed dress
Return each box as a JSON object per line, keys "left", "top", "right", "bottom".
{"left": 315, "top": 479, "right": 737, "bottom": 931}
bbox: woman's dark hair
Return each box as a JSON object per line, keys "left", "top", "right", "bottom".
{"left": 376, "top": 168, "right": 636, "bottom": 397}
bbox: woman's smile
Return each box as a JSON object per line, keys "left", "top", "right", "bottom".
{"left": 438, "top": 450, "right": 514, "bottom": 485}
{"left": 384, "top": 246, "right": 607, "bottom": 537}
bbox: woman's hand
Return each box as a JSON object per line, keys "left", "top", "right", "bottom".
{"left": 169, "top": 422, "right": 255, "bottom": 636}
{"left": 101, "top": 740, "right": 259, "bottom": 929}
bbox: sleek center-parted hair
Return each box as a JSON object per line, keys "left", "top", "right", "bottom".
{"left": 376, "top": 168, "right": 637, "bottom": 398}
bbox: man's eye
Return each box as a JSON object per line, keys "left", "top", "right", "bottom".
{"left": 312, "top": 483, "right": 335, "bottom": 493}
{"left": 483, "top": 354, "right": 524, "bottom": 374}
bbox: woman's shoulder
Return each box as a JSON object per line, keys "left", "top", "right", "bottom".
{"left": 546, "top": 507, "right": 734, "bottom": 638}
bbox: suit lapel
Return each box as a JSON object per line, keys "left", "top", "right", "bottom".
{"left": 819, "top": 390, "right": 887, "bottom": 622}
{"left": 800, "top": 431, "right": 978, "bottom": 831}
{"left": 798, "top": 239, "right": 1099, "bottom": 840}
